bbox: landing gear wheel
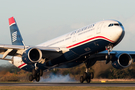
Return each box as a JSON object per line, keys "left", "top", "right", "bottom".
{"left": 29, "top": 74, "right": 33, "bottom": 81}
{"left": 32, "top": 69, "right": 36, "bottom": 77}
{"left": 35, "top": 75, "right": 40, "bottom": 82}
{"left": 83, "top": 72, "right": 87, "bottom": 80}
{"left": 90, "top": 72, "right": 94, "bottom": 79}
{"left": 80, "top": 76, "right": 84, "bottom": 83}
{"left": 86, "top": 78, "right": 91, "bottom": 83}
{"left": 40, "top": 69, "right": 43, "bottom": 76}
{"left": 80, "top": 72, "right": 92, "bottom": 83}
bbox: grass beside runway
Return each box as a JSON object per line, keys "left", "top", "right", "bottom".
{"left": 0, "top": 86, "right": 135, "bottom": 90}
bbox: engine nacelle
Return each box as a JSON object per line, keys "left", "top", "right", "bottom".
{"left": 112, "top": 53, "right": 132, "bottom": 69}
{"left": 22, "top": 48, "right": 42, "bottom": 64}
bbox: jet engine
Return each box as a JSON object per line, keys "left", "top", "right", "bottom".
{"left": 112, "top": 53, "right": 132, "bottom": 69}
{"left": 22, "top": 48, "right": 42, "bottom": 64}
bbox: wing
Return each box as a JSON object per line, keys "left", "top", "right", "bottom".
{"left": 86, "top": 50, "right": 135, "bottom": 69}
{"left": 87, "top": 50, "right": 135, "bottom": 62}
{"left": 0, "top": 17, "right": 69, "bottom": 61}
{"left": 0, "top": 44, "right": 25, "bottom": 60}
{"left": 0, "top": 44, "right": 68, "bottom": 61}
{"left": 96, "top": 50, "right": 135, "bottom": 60}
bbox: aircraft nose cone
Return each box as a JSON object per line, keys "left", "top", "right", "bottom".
{"left": 113, "top": 26, "right": 125, "bottom": 44}
{"left": 117, "top": 27, "right": 123, "bottom": 36}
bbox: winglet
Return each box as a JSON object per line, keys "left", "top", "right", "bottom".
{"left": 9, "top": 17, "right": 16, "bottom": 26}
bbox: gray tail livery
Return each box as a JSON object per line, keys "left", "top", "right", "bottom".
{"left": 9, "top": 17, "right": 25, "bottom": 45}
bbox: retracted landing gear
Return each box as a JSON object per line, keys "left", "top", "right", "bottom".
{"left": 29, "top": 63, "right": 43, "bottom": 82}
{"left": 80, "top": 68, "right": 94, "bottom": 83}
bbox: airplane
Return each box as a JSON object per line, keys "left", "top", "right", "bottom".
{"left": 0, "top": 16, "right": 134, "bottom": 83}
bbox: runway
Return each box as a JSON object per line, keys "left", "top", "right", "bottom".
{"left": 0, "top": 83, "right": 135, "bottom": 87}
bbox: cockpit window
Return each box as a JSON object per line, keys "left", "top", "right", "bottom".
{"left": 108, "top": 24, "right": 113, "bottom": 27}
{"left": 114, "top": 23, "right": 119, "bottom": 26}
{"left": 108, "top": 23, "right": 123, "bottom": 27}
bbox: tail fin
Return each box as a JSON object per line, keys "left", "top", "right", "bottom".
{"left": 8, "top": 17, "right": 25, "bottom": 45}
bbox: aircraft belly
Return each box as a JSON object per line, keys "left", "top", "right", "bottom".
{"left": 71, "top": 39, "right": 112, "bottom": 56}
{"left": 20, "top": 39, "right": 113, "bottom": 72}
{"left": 56, "top": 60, "right": 83, "bottom": 68}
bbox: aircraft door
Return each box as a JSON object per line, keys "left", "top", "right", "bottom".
{"left": 72, "top": 33, "right": 76, "bottom": 42}
{"left": 96, "top": 22, "right": 104, "bottom": 34}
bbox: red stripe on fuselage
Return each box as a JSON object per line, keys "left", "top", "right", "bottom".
{"left": 18, "top": 63, "right": 26, "bottom": 68}
{"left": 66, "top": 36, "right": 114, "bottom": 48}
{"left": 9, "top": 17, "right": 15, "bottom": 26}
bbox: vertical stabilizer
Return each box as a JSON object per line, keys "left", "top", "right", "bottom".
{"left": 9, "top": 17, "right": 24, "bottom": 45}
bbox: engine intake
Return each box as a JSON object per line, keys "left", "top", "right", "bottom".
{"left": 28, "top": 48, "right": 42, "bottom": 62}
{"left": 22, "top": 48, "right": 42, "bottom": 64}
{"left": 112, "top": 53, "right": 132, "bottom": 69}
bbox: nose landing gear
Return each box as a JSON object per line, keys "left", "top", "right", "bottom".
{"left": 105, "top": 45, "right": 113, "bottom": 64}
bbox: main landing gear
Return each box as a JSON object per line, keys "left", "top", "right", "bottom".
{"left": 80, "top": 58, "right": 96, "bottom": 83}
{"left": 80, "top": 68, "right": 94, "bottom": 83}
{"left": 29, "top": 69, "right": 43, "bottom": 82}
{"left": 29, "top": 63, "right": 43, "bottom": 82}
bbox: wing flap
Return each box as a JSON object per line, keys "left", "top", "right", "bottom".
{"left": 2, "top": 49, "right": 13, "bottom": 59}
{"left": 35, "top": 46, "right": 69, "bottom": 60}
{"left": 0, "top": 57, "right": 13, "bottom": 61}
{"left": 0, "top": 44, "right": 25, "bottom": 50}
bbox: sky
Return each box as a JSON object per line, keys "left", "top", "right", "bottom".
{"left": 0, "top": 0, "right": 135, "bottom": 64}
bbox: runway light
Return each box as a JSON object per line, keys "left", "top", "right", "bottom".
{"left": 101, "top": 81, "right": 106, "bottom": 83}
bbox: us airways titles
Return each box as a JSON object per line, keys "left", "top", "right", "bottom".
{"left": 70, "top": 24, "right": 95, "bottom": 36}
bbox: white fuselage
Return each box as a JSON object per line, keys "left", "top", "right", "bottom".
{"left": 38, "top": 20, "right": 124, "bottom": 50}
